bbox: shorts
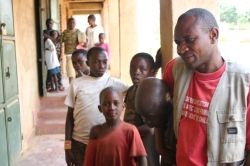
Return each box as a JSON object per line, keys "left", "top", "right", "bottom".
{"left": 66, "top": 55, "right": 75, "bottom": 77}
{"left": 71, "top": 139, "right": 87, "bottom": 166}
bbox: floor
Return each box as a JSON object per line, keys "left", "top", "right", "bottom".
{"left": 15, "top": 135, "right": 65, "bottom": 166}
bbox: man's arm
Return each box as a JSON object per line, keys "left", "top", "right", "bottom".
{"left": 65, "top": 106, "right": 75, "bottom": 166}
{"left": 155, "top": 127, "right": 176, "bottom": 165}
{"left": 137, "top": 124, "right": 154, "bottom": 136}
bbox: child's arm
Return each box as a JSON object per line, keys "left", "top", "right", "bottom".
{"left": 155, "top": 127, "right": 176, "bottom": 165}
{"left": 106, "top": 44, "right": 111, "bottom": 57}
{"left": 136, "top": 156, "right": 147, "bottom": 166}
{"left": 153, "top": 48, "right": 162, "bottom": 77}
{"left": 137, "top": 124, "right": 154, "bottom": 136}
{"left": 65, "top": 106, "right": 75, "bottom": 166}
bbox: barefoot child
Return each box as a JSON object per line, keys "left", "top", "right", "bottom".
{"left": 135, "top": 78, "right": 176, "bottom": 166}
{"left": 84, "top": 86, "right": 147, "bottom": 166}
{"left": 64, "top": 47, "right": 129, "bottom": 166}
{"left": 44, "top": 32, "right": 60, "bottom": 92}
{"left": 123, "top": 53, "right": 159, "bottom": 166}
{"left": 71, "top": 49, "right": 90, "bottom": 78}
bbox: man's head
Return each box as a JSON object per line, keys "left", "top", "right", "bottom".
{"left": 129, "top": 53, "right": 155, "bottom": 86}
{"left": 174, "top": 8, "right": 220, "bottom": 73}
{"left": 72, "top": 49, "right": 89, "bottom": 74}
{"left": 135, "top": 78, "right": 173, "bottom": 128}
{"left": 87, "top": 47, "right": 108, "bottom": 77}
{"left": 68, "top": 18, "right": 76, "bottom": 30}
{"left": 88, "top": 14, "right": 96, "bottom": 26}
{"left": 46, "top": 18, "right": 54, "bottom": 30}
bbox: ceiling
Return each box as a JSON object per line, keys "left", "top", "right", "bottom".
{"left": 64, "top": 0, "right": 105, "bottom": 15}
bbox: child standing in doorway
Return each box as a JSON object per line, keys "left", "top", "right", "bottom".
{"left": 44, "top": 33, "right": 60, "bottom": 92}
{"left": 124, "top": 53, "right": 160, "bottom": 166}
{"left": 95, "top": 33, "right": 111, "bottom": 64}
{"left": 84, "top": 86, "right": 147, "bottom": 166}
{"left": 71, "top": 49, "right": 90, "bottom": 78}
{"left": 64, "top": 47, "right": 129, "bottom": 166}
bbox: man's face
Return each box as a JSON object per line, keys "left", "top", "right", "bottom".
{"left": 46, "top": 20, "right": 54, "bottom": 30}
{"left": 87, "top": 50, "right": 108, "bottom": 77}
{"left": 88, "top": 18, "right": 95, "bottom": 26}
{"left": 68, "top": 19, "right": 76, "bottom": 30}
{"left": 174, "top": 15, "right": 214, "bottom": 72}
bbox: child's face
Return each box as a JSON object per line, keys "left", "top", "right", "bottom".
{"left": 87, "top": 50, "right": 108, "bottom": 77}
{"left": 88, "top": 18, "right": 95, "bottom": 26}
{"left": 72, "top": 53, "right": 89, "bottom": 73}
{"left": 51, "top": 31, "right": 58, "bottom": 39}
{"left": 99, "top": 90, "right": 124, "bottom": 122}
{"left": 130, "top": 57, "right": 153, "bottom": 86}
{"left": 99, "top": 35, "right": 105, "bottom": 43}
{"left": 68, "top": 19, "right": 76, "bottom": 30}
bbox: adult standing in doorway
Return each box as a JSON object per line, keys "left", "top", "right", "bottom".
{"left": 43, "top": 18, "right": 64, "bottom": 91}
{"left": 162, "top": 8, "right": 250, "bottom": 165}
{"left": 85, "top": 14, "right": 104, "bottom": 49}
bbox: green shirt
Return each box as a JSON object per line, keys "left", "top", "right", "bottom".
{"left": 59, "top": 29, "right": 81, "bottom": 54}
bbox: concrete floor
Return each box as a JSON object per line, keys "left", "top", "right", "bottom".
{"left": 15, "top": 135, "right": 65, "bottom": 166}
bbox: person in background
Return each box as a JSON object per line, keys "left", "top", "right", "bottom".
{"left": 85, "top": 14, "right": 104, "bottom": 49}
{"left": 95, "top": 33, "right": 111, "bottom": 64}
{"left": 71, "top": 49, "right": 89, "bottom": 78}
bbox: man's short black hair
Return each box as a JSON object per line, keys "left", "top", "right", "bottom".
{"left": 178, "top": 8, "right": 218, "bottom": 32}
{"left": 131, "top": 53, "right": 155, "bottom": 70}
{"left": 87, "top": 46, "right": 107, "bottom": 60}
{"left": 46, "top": 18, "right": 53, "bottom": 24}
{"left": 72, "top": 49, "right": 87, "bottom": 57}
{"left": 88, "top": 14, "right": 96, "bottom": 21}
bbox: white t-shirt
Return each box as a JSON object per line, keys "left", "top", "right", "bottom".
{"left": 64, "top": 74, "right": 129, "bottom": 144}
{"left": 44, "top": 39, "right": 60, "bottom": 70}
{"left": 85, "top": 25, "right": 104, "bottom": 49}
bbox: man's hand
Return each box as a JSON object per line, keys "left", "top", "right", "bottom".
{"left": 43, "top": 33, "right": 50, "bottom": 38}
{"left": 65, "top": 150, "right": 75, "bottom": 166}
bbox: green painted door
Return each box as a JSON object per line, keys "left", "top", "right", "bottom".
{"left": 0, "top": 0, "right": 21, "bottom": 165}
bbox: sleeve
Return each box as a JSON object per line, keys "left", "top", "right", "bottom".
{"left": 47, "top": 39, "right": 55, "bottom": 51}
{"left": 129, "top": 126, "right": 147, "bottom": 157}
{"left": 246, "top": 84, "right": 250, "bottom": 150}
{"left": 83, "top": 140, "right": 97, "bottom": 166}
{"left": 64, "top": 81, "right": 76, "bottom": 108}
{"left": 99, "top": 25, "right": 104, "bottom": 33}
{"left": 58, "top": 30, "right": 65, "bottom": 43}
{"left": 162, "top": 59, "right": 176, "bottom": 96}
{"left": 111, "top": 78, "right": 130, "bottom": 96}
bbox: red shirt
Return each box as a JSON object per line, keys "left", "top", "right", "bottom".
{"left": 162, "top": 59, "right": 250, "bottom": 165}
{"left": 84, "top": 121, "right": 147, "bottom": 166}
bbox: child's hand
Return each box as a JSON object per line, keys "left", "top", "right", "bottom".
{"left": 65, "top": 150, "right": 75, "bottom": 166}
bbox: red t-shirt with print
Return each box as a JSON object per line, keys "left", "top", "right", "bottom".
{"left": 162, "top": 58, "right": 250, "bottom": 165}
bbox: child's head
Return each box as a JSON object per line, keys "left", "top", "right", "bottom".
{"left": 72, "top": 49, "right": 89, "bottom": 73}
{"left": 98, "top": 86, "right": 124, "bottom": 122}
{"left": 135, "top": 77, "right": 172, "bottom": 128}
{"left": 98, "top": 33, "right": 105, "bottom": 44}
{"left": 130, "top": 53, "right": 154, "bottom": 86}
{"left": 87, "top": 14, "right": 96, "bottom": 26}
{"left": 68, "top": 18, "right": 76, "bottom": 30}
{"left": 50, "top": 30, "right": 59, "bottom": 39}
{"left": 86, "top": 47, "right": 108, "bottom": 77}
{"left": 46, "top": 18, "right": 54, "bottom": 30}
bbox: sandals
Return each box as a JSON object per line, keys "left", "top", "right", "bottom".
{"left": 59, "top": 86, "right": 65, "bottom": 91}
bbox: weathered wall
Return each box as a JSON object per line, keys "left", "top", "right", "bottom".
{"left": 13, "top": 0, "right": 40, "bottom": 151}
{"left": 160, "top": 0, "right": 220, "bottom": 68}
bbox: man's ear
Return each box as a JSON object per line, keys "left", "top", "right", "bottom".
{"left": 210, "top": 27, "right": 219, "bottom": 44}
{"left": 86, "top": 60, "right": 90, "bottom": 67}
{"left": 98, "top": 105, "right": 102, "bottom": 113}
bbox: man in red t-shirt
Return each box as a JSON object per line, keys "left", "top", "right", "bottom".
{"left": 161, "top": 8, "right": 250, "bottom": 165}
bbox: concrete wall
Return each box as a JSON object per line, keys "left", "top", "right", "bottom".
{"left": 13, "top": 0, "right": 40, "bottom": 151}
{"left": 160, "top": 0, "right": 220, "bottom": 68}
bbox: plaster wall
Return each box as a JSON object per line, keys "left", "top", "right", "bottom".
{"left": 13, "top": 0, "right": 40, "bottom": 151}
{"left": 160, "top": 0, "right": 219, "bottom": 68}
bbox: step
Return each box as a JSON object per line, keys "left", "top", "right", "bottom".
{"left": 37, "top": 111, "right": 67, "bottom": 120}
{"left": 35, "top": 119, "right": 65, "bottom": 135}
